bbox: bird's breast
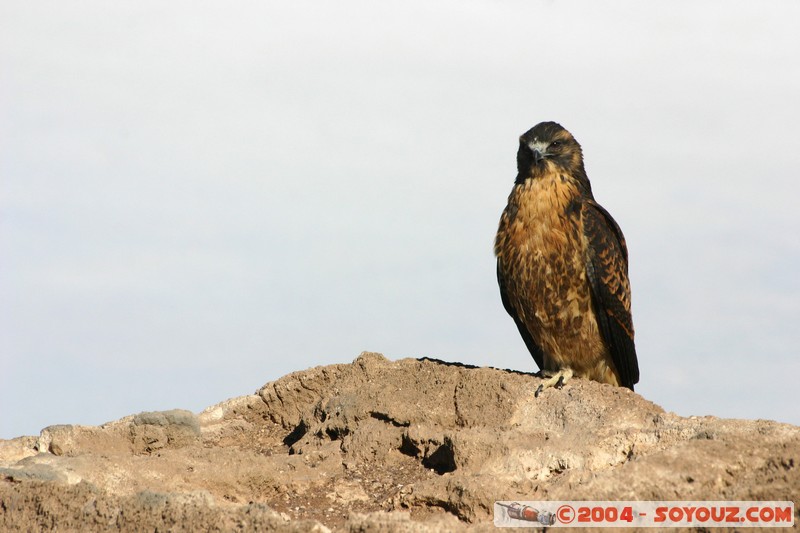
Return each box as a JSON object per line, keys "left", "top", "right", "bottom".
{"left": 496, "top": 173, "right": 607, "bottom": 374}
{"left": 496, "top": 173, "right": 584, "bottom": 279}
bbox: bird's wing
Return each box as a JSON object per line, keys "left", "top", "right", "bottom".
{"left": 497, "top": 263, "right": 545, "bottom": 370}
{"left": 582, "top": 200, "right": 640, "bottom": 389}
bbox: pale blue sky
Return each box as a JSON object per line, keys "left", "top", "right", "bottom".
{"left": 2, "top": 1, "right": 799, "bottom": 439}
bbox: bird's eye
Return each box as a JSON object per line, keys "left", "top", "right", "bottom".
{"left": 549, "top": 140, "right": 562, "bottom": 149}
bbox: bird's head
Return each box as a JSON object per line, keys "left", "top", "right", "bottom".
{"left": 516, "top": 121, "right": 587, "bottom": 184}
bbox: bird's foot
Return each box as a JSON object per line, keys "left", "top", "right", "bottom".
{"left": 534, "top": 368, "right": 574, "bottom": 398}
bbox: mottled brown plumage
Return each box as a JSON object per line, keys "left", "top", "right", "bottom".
{"left": 495, "top": 122, "right": 639, "bottom": 393}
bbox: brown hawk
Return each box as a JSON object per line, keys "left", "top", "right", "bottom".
{"left": 495, "top": 121, "right": 639, "bottom": 396}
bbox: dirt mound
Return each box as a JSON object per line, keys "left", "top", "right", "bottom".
{"left": 1, "top": 352, "right": 798, "bottom": 531}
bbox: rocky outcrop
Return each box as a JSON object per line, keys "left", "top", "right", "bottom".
{"left": 1, "top": 352, "right": 798, "bottom": 531}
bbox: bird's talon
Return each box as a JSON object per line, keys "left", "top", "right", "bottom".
{"left": 555, "top": 376, "right": 565, "bottom": 389}
{"left": 535, "top": 384, "right": 544, "bottom": 398}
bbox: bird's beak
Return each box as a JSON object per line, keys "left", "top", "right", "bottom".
{"left": 527, "top": 141, "right": 549, "bottom": 165}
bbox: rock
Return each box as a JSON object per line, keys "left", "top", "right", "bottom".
{"left": 0, "top": 436, "right": 37, "bottom": 464}
{"left": 129, "top": 409, "right": 201, "bottom": 454}
{"left": 1, "top": 352, "right": 798, "bottom": 531}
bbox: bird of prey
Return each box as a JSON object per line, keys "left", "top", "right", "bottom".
{"left": 494, "top": 121, "right": 639, "bottom": 396}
